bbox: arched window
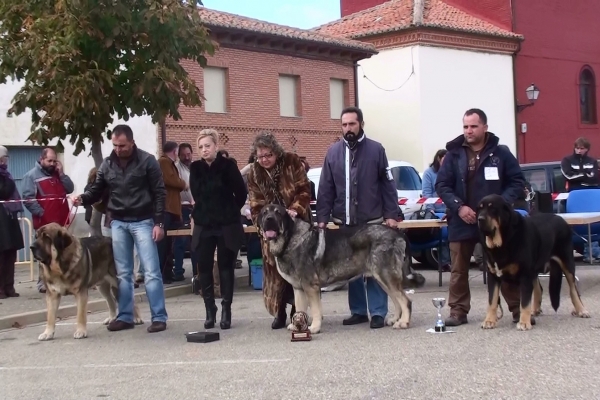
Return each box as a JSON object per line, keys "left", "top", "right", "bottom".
{"left": 579, "top": 67, "right": 597, "bottom": 124}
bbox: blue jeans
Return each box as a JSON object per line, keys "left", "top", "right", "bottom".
{"left": 348, "top": 277, "right": 388, "bottom": 318}
{"left": 174, "top": 205, "right": 197, "bottom": 277}
{"left": 111, "top": 219, "right": 168, "bottom": 323}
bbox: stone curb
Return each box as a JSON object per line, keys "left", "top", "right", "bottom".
{"left": 0, "top": 274, "right": 250, "bottom": 331}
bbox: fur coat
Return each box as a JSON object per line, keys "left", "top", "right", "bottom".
{"left": 246, "top": 152, "right": 312, "bottom": 316}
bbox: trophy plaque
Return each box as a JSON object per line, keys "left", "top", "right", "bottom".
{"left": 432, "top": 297, "right": 446, "bottom": 333}
{"left": 290, "top": 311, "right": 312, "bottom": 342}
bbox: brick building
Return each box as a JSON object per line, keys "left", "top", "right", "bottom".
{"left": 163, "top": 7, "right": 376, "bottom": 167}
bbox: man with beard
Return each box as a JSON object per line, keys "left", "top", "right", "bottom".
{"left": 22, "top": 147, "right": 75, "bottom": 293}
{"left": 316, "top": 106, "right": 399, "bottom": 329}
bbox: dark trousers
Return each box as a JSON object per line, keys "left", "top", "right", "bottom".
{"left": 173, "top": 205, "right": 198, "bottom": 277}
{"left": 156, "top": 212, "right": 180, "bottom": 281}
{"left": 0, "top": 249, "right": 17, "bottom": 295}
{"left": 448, "top": 240, "right": 520, "bottom": 317}
{"left": 196, "top": 233, "right": 237, "bottom": 306}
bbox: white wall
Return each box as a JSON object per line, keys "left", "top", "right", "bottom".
{"left": 357, "top": 45, "right": 517, "bottom": 173}
{"left": 0, "top": 79, "right": 159, "bottom": 197}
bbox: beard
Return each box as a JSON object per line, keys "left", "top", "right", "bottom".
{"left": 43, "top": 165, "right": 56, "bottom": 174}
{"left": 343, "top": 128, "right": 364, "bottom": 143}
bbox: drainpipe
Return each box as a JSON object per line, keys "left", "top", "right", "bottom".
{"left": 160, "top": 119, "right": 167, "bottom": 153}
{"left": 511, "top": 0, "right": 523, "bottom": 162}
{"left": 353, "top": 61, "right": 359, "bottom": 107}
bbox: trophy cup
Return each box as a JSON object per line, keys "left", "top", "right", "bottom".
{"left": 432, "top": 297, "right": 446, "bottom": 332}
{"left": 290, "top": 311, "right": 312, "bottom": 342}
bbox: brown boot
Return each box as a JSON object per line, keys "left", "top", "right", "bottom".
{"left": 147, "top": 322, "right": 167, "bottom": 333}
{"left": 107, "top": 320, "right": 135, "bottom": 331}
{"left": 445, "top": 313, "right": 468, "bottom": 326}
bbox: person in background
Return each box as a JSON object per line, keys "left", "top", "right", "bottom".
{"left": 421, "top": 149, "right": 451, "bottom": 272}
{"left": 246, "top": 131, "right": 312, "bottom": 330}
{"left": 561, "top": 137, "right": 600, "bottom": 192}
{"left": 316, "top": 106, "right": 398, "bottom": 329}
{"left": 300, "top": 157, "right": 317, "bottom": 201}
{"left": 0, "top": 146, "right": 25, "bottom": 299}
{"left": 435, "top": 108, "right": 525, "bottom": 327}
{"left": 157, "top": 141, "right": 187, "bottom": 283}
{"left": 72, "top": 124, "right": 168, "bottom": 333}
{"left": 173, "top": 142, "right": 197, "bottom": 281}
{"left": 190, "top": 129, "right": 247, "bottom": 330}
{"left": 22, "top": 147, "right": 75, "bottom": 294}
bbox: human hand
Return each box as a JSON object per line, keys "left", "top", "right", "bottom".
{"left": 318, "top": 222, "right": 326, "bottom": 229}
{"left": 458, "top": 206, "right": 477, "bottom": 224}
{"left": 56, "top": 160, "right": 64, "bottom": 175}
{"left": 70, "top": 194, "right": 82, "bottom": 206}
{"left": 152, "top": 225, "right": 164, "bottom": 242}
{"left": 287, "top": 209, "right": 298, "bottom": 218}
{"left": 385, "top": 218, "right": 397, "bottom": 228}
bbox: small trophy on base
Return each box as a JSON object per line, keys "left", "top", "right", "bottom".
{"left": 290, "top": 311, "right": 312, "bottom": 342}
{"left": 432, "top": 297, "right": 446, "bottom": 333}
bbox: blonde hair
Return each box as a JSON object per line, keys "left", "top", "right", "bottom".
{"left": 197, "top": 129, "right": 219, "bottom": 147}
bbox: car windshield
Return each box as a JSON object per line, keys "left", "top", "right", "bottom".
{"left": 391, "top": 166, "right": 422, "bottom": 191}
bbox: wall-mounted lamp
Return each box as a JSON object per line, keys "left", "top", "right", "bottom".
{"left": 516, "top": 83, "right": 540, "bottom": 113}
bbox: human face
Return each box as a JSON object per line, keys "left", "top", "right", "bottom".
{"left": 256, "top": 147, "right": 276, "bottom": 170}
{"left": 179, "top": 146, "right": 193, "bottom": 166}
{"left": 574, "top": 146, "right": 588, "bottom": 156}
{"left": 40, "top": 149, "right": 58, "bottom": 173}
{"left": 463, "top": 113, "right": 488, "bottom": 147}
{"left": 111, "top": 133, "right": 135, "bottom": 158}
{"left": 341, "top": 112, "right": 362, "bottom": 141}
{"left": 0, "top": 155, "right": 8, "bottom": 166}
{"left": 198, "top": 136, "right": 218, "bottom": 162}
{"left": 440, "top": 154, "right": 446, "bottom": 166}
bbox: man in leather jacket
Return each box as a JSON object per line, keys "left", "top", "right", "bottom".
{"left": 72, "top": 125, "right": 168, "bottom": 334}
{"left": 561, "top": 137, "right": 600, "bottom": 192}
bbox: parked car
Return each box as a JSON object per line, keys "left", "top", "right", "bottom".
{"left": 307, "top": 160, "right": 424, "bottom": 220}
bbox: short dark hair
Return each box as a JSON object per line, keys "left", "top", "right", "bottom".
{"left": 340, "top": 106, "right": 364, "bottom": 123}
{"left": 220, "top": 149, "right": 230, "bottom": 158}
{"left": 178, "top": 143, "right": 192, "bottom": 155}
{"left": 162, "top": 141, "right": 178, "bottom": 154}
{"left": 574, "top": 137, "right": 591, "bottom": 150}
{"left": 112, "top": 124, "right": 134, "bottom": 141}
{"left": 464, "top": 108, "right": 487, "bottom": 125}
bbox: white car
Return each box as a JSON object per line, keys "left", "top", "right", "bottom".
{"left": 307, "top": 160, "right": 424, "bottom": 219}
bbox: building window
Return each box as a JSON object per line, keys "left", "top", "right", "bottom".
{"left": 579, "top": 67, "right": 597, "bottom": 124}
{"left": 330, "top": 79, "right": 347, "bottom": 119}
{"left": 203, "top": 67, "right": 228, "bottom": 113}
{"left": 279, "top": 75, "right": 299, "bottom": 117}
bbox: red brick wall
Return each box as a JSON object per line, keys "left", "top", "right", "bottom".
{"left": 165, "top": 47, "right": 356, "bottom": 167}
{"left": 341, "top": 0, "right": 388, "bottom": 17}
{"left": 514, "top": 0, "right": 600, "bottom": 163}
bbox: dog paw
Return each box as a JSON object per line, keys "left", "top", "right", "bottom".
{"left": 385, "top": 315, "right": 399, "bottom": 326}
{"left": 38, "top": 331, "right": 55, "bottom": 341}
{"left": 73, "top": 329, "right": 88, "bottom": 339}
{"left": 133, "top": 317, "right": 144, "bottom": 325}
{"left": 308, "top": 325, "right": 321, "bottom": 334}
{"left": 516, "top": 321, "right": 532, "bottom": 331}
{"left": 481, "top": 319, "right": 497, "bottom": 329}
{"left": 392, "top": 320, "right": 409, "bottom": 329}
{"left": 572, "top": 309, "right": 591, "bottom": 318}
{"left": 533, "top": 308, "right": 543, "bottom": 316}
{"left": 102, "top": 317, "right": 115, "bottom": 325}
{"left": 287, "top": 323, "right": 296, "bottom": 331}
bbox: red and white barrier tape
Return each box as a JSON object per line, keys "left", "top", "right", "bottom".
{"left": 397, "top": 192, "right": 570, "bottom": 205}
{"left": 0, "top": 197, "right": 77, "bottom": 228}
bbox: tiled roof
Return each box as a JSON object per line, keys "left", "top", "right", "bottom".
{"left": 198, "top": 7, "right": 377, "bottom": 54}
{"left": 313, "top": 0, "right": 523, "bottom": 40}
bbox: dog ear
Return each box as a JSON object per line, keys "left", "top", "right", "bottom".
{"left": 53, "top": 230, "right": 73, "bottom": 252}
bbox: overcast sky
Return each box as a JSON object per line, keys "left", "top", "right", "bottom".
{"left": 202, "top": 0, "right": 341, "bottom": 29}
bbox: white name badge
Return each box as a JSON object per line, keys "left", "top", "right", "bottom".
{"left": 484, "top": 167, "right": 499, "bottom": 181}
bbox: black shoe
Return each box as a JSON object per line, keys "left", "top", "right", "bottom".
{"left": 200, "top": 272, "right": 218, "bottom": 329}
{"left": 370, "top": 315, "right": 385, "bottom": 329}
{"left": 342, "top": 314, "right": 369, "bottom": 326}
{"left": 204, "top": 303, "right": 218, "bottom": 329}
{"left": 220, "top": 305, "right": 231, "bottom": 330}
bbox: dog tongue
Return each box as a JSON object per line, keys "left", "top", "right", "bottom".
{"left": 265, "top": 230, "right": 277, "bottom": 238}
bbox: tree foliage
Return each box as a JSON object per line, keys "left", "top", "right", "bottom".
{"left": 0, "top": 0, "right": 216, "bottom": 155}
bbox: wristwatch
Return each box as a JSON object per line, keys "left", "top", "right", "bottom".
{"left": 155, "top": 223, "right": 164, "bottom": 229}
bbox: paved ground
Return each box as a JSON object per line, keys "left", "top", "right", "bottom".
{"left": 1, "top": 266, "right": 600, "bottom": 400}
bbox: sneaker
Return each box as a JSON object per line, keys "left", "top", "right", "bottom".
{"left": 445, "top": 314, "right": 468, "bottom": 326}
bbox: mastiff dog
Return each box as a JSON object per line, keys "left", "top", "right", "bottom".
{"left": 31, "top": 223, "right": 143, "bottom": 341}
{"left": 477, "top": 194, "right": 590, "bottom": 331}
{"left": 257, "top": 204, "right": 425, "bottom": 334}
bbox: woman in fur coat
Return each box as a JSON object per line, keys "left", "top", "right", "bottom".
{"left": 246, "top": 131, "right": 312, "bottom": 329}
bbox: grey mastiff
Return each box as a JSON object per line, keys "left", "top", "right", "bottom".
{"left": 257, "top": 204, "right": 425, "bottom": 334}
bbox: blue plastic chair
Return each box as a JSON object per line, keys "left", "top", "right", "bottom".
{"left": 405, "top": 211, "right": 448, "bottom": 287}
{"left": 565, "top": 189, "right": 600, "bottom": 250}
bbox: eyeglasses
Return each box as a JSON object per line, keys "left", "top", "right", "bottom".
{"left": 256, "top": 153, "right": 274, "bottom": 160}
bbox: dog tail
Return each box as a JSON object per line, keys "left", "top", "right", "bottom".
{"left": 548, "top": 256, "right": 563, "bottom": 312}
{"left": 396, "top": 236, "right": 426, "bottom": 288}
{"left": 313, "top": 227, "right": 326, "bottom": 264}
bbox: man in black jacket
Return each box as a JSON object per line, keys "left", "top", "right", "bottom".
{"left": 71, "top": 125, "right": 168, "bottom": 333}
{"left": 561, "top": 137, "right": 600, "bottom": 192}
{"left": 435, "top": 108, "right": 526, "bottom": 327}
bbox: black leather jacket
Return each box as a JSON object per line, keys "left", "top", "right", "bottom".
{"left": 81, "top": 146, "right": 166, "bottom": 225}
